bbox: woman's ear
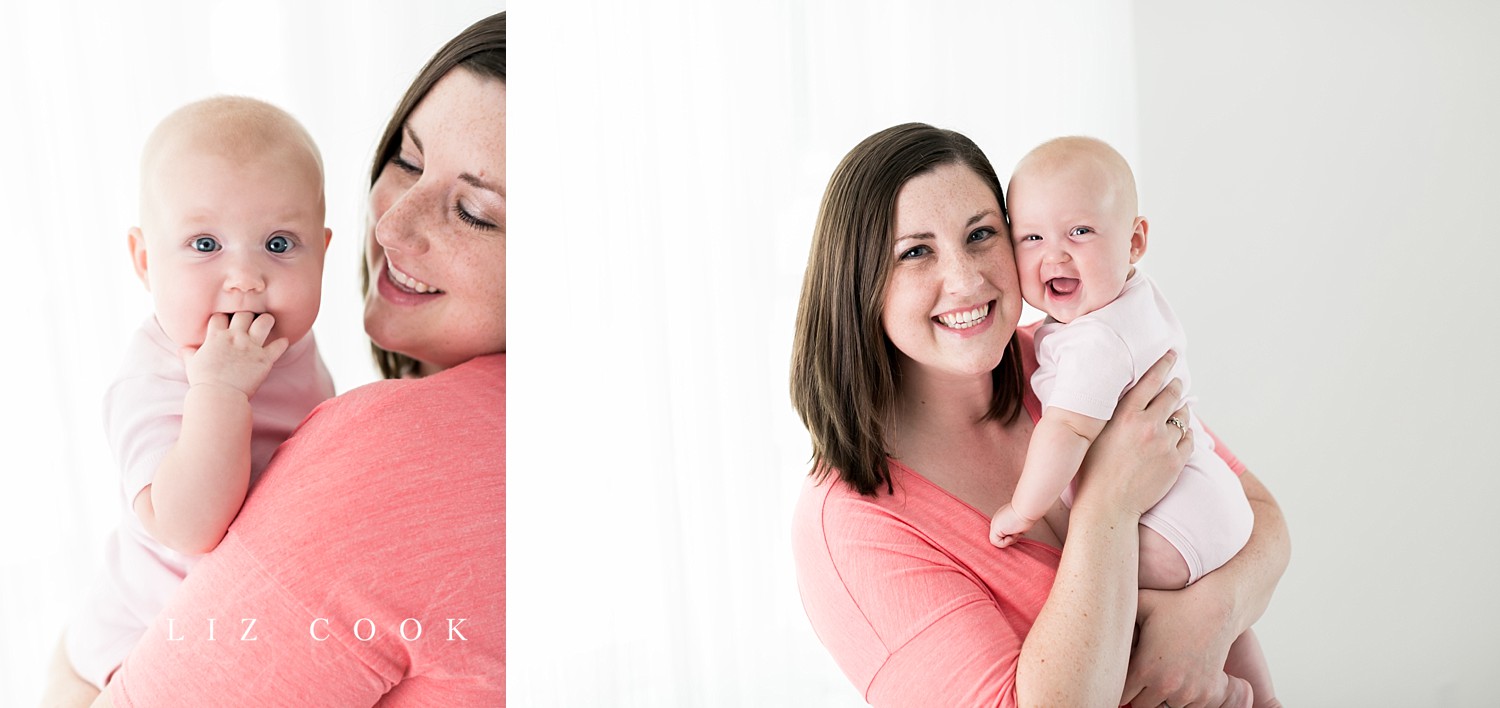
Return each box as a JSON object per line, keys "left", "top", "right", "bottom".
{"left": 1129, "top": 216, "right": 1149, "bottom": 264}
{"left": 127, "top": 227, "right": 151, "bottom": 290}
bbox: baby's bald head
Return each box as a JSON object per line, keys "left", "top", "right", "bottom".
{"left": 1009, "top": 136, "right": 1138, "bottom": 222}
{"left": 140, "top": 96, "right": 324, "bottom": 222}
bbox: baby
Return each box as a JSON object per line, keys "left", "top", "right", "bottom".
{"left": 988, "top": 136, "right": 1274, "bottom": 704}
{"left": 62, "top": 96, "right": 336, "bottom": 689}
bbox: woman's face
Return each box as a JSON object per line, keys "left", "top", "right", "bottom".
{"left": 881, "top": 162, "right": 1021, "bottom": 379}
{"left": 364, "top": 67, "right": 506, "bottom": 373}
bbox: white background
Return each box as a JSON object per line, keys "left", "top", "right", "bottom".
{"left": 512, "top": 1, "right": 1500, "bottom": 706}
{"left": 0, "top": 2, "right": 499, "bottom": 704}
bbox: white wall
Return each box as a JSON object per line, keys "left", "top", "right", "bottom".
{"left": 0, "top": 2, "right": 499, "bottom": 704}
{"left": 1134, "top": 3, "right": 1500, "bottom": 705}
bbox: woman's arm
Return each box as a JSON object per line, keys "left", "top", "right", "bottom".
{"left": 1121, "top": 469, "right": 1290, "bottom": 707}
{"left": 1016, "top": 354, "right": 1192, "bottom": 706}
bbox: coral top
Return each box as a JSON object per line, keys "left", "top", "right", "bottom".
{"left": 108, "top": 354, "right": 505, "bottom": 707}
{"left": 792, "top": 325, "right": 1243, "bottom": 707}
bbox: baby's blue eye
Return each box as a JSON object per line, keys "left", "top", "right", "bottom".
{"left": 192, "top": 236, "right": 220, "bottom": 253}
{"left": 1070, "top": 226, "right": 1093, "bottom": 237}
{"left": 266, "top": 235, "right": 293, "bottom": 254}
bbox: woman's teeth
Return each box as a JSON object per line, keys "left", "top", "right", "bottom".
{"left": 937, "top": 303, "right": 990, "bottom": 329}
{"left": 388, "top": 258, "right": 443, "bottom": 294}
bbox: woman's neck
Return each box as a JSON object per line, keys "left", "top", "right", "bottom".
{"left": 889, "top": 363, "right": 998, "bottom": 450}
{"left": 886, "top": 355, "right": 1036, "bottom": 522}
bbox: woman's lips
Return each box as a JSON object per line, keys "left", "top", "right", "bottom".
{"left": 935, "top": 301, "right": 991, "bottom": 330}
{"left": 376, "top": 258, "right": 445, "bottom": 306}
{"left": 387, "top": 257, "right": 444, "bottom": 294}
{"left": 933, "top": 300, "right": 996, "bottom": 336}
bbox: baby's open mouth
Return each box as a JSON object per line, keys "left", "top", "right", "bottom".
{"left": 1047, "top": 278, "right": 1080, "bottom": 297}
{"left": 935, "top": 301, "right": 991, "bottom": 330}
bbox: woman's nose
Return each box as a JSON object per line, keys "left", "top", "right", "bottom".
{"left": 942, "top": 251, "right": 984, "bottom": 293}
{"left": 374, "top": 183, "right": 433, "bottom": 255}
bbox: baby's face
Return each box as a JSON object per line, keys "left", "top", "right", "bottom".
{"left": 1007, "top": 161, "right": 1142, "bottom": 324}
{"left": 133, "top": 145, "right": 329, "bottom": 349}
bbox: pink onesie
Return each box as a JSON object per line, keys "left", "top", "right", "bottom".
{"left": 108, "top": 353, "right": 504, "bottom": 706}
{"left": 793, "top": 323, "right": 1246, "bottom": 705}
{"left": 1032, "top": 269, "right": 1252, "bottom": 584}
{"left": 65, "top": 316, "right": 334, "bottom": 688}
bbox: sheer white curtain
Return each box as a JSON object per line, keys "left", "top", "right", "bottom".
{"left": 0, "top": 2, "right": 499, "bottom": 703}
{"left": 511, "top": 2, "right": 1138, "bottom": 704}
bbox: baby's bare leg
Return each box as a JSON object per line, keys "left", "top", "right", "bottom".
{"left": 1225, "top": 628, "right": 1280, "bottom": 708}
{"left": 1138, "top": 526, "right": 1190, "bottom": 590}
{"left": 39, "top": 632, "right": 100, "bottom": 708}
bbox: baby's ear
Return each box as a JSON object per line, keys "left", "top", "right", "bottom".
{"left": 1129, "top": 216, "right": 1149, "bottom": 264}
{"left": 127, "top": 227, "right": 151, "bottom": 290}
{"left": 324, "top": 227, "right": 333, "bottom": 249}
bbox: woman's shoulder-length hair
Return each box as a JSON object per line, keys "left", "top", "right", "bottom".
{"left": 790, "top": 122, "right": 1024, "bottom": 496}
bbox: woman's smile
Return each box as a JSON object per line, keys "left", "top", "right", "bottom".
{"left": 386, "top": 256, "right": 444, "bottom": 294}
{"left": 934, "top": 300, "right": 994, "bottom": 333}
{"left": 375, "top": 257, "right": 445, "bottom": 307}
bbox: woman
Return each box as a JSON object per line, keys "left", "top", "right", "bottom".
{"left": 59, "top": 12, "right": 505, "bottom": 707}
{"left": 790, "top": 123, "right": 1287, "bottom": 707}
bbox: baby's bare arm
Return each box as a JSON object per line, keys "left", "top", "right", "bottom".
{"left": 134, "top": 384, "right": 254, "bottom": 554}
{"left": 134, "top": 313, "right": 286, "bottom": 555}
{"left": 991, "top": 408, "right": 1108, "bottom": 548}
{"left": 1012, "top": 408, "right": 1106, "bottom": 520}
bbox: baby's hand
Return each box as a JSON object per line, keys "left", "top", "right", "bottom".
{"left": 181, "top": 312, "right": 290, "bottom": 398}
{"left": 989, "top": 502, "right": 1035, "bottom": 548}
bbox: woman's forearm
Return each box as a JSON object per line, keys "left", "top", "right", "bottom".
{"left": 1199, "top": 469, "right": 1290, "bottom": 631}
{"left": 1017, "top": 351, "right": 1191, "bottom": 705}
{"left": 1017, "top": 500, "right": 1140, "bottom": 706}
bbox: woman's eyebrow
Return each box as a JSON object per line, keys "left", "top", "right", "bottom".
{"left": 460, "top": 173, "right": 504, "bottom": 197}
{"left": 969, "top": 209, "right": 998, "bottom": 226}
{"left": 404, "top": 124, "right": 424, "bottom": 153}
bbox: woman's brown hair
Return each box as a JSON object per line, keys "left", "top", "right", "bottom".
{"left": 361, "top": 11, "right": 506, "bottom": 379}
{"left": 790, "top": 123, "right": 1025, "bottom": 496}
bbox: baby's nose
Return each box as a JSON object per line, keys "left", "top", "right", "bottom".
{"left": 223, "top": 263, "right": 266, "bottom": 292}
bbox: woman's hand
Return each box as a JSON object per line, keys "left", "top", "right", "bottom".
{"left": 1121, "top": 588, "right": 1251, "bottom": 708}
{"left": 1071, "top": 351, "right": 1192, "bottom": 519}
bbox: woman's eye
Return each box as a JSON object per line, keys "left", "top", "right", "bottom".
{"left": 192, "top": 236, "right": 220, "bottom": 253}
{"left": 898, "top": 245, "right": 931, "bottom": 260}
{"left": 266, "top": 235, "right": 293, "bottom": 254}
{"left": 391, "top": 153, "right": 422, "bottom": 176}
{"left": 1070, "top": 226, "right": 1093, "bottom": 237}
{"left": 454, "top": 204, "right": 498, "bottom": 231}
{"left": 968, "top": 227, "right": 996, "bottom": 243}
